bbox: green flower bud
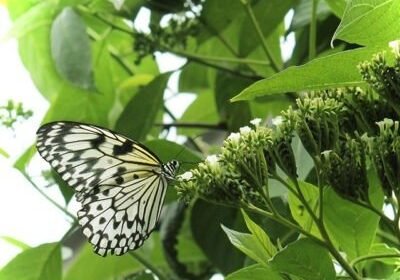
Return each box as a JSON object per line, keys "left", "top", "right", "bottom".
{"left": 322, "top": 136, "right": 369, "bottom": 202}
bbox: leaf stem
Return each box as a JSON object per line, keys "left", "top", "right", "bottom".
{"left": 21, "top": 171, "right": 76, "bottom": 221}
{"left": 350, "top": 253, "right": 400, "bottom": 268}
{"left": 155, "top": 122, "right": 227, "bottom": 130}
{"left": 241, "top": 0, "right": 280, "bottom": 72}
{"left": 167, "top": 50, "right": 270, "bottom": 66}
{"left": 129, "top": 251, "right": 167, "bottom": 280}
{"left": 167, "top": 47, "right": 262, "bottom": 80}
{"left": 309, "top": 0, "right": 318, "bottom": 60}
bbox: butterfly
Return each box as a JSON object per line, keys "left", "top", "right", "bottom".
{"left": 36, "top": 121, "right": 179, "bottom": 256}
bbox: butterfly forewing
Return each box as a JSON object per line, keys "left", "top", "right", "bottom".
{"left": 36, "top": 121, "right": 175, "bottom": 256}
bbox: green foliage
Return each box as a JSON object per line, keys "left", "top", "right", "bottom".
{"left": 3, "top": 0, "right": 400, "bottom": 279}
{"left": 0, "top": 243, "right": 61, "bottom": 280}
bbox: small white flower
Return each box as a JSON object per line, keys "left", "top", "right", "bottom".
{"left": 239, "top": 126, "right": 252, "bottom": 135}
{"left": 206, "top": 154, "right": 219, "bottom": 166}
{"left": 272, "top": 116, "right": 283, "bottom": 126}
{"left": 179, "top": 171, "right": 193, "bottom": 181}
{"left": 389, "top": 40, "right": 400, "bottom": 56}
{"left": 227, "top": 132, "right": 241, "bottom": 143}
{"left": 250, "top": 118, "right": 262, "bottom": 126}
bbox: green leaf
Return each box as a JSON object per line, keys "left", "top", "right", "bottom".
{"left": 232, "top": 46, "right": 394, "bottom": 101}
{"left": 51, "top": 170, "right": 74, "bottom": 204}
{"left": 200, "top": 0, "right": 244, "bottom": 38}
{"left": 178, "top": 90, "right": 219, "bottom": 136}
{"left": 238, "top": 0, "right": 294, "bottom": 57}
{"left": 51, "top": 7, "right": 92, "bottom": 88}
{"left": 324, "top": 0, "right": 346, "bottom": 17}
{"left": 191, "top": 200, "right": 245, "bottom": 274}
{"left": 0, "top": 147, "right": 9, "bottom": 158}
{"left": 13, "top": 144, "right": 36, "bottom": 172}
{"left": 290, "top": 0, "right": 332, "bottom": 31}
{"left": 323, "top": 187, "right": 382, "bottom": 260}
{"left": 332, "top": 0, "right": 400, "bottom": 46}
{"left": 226, "top": 264, "right": 282, "bottom": 280}
{"left": 43, "top": 88, "right": 112, "bottom": 126}
{"left": 115, "top": 73, "right": 170, "bottom": 141}
{"left": 241, "top": 210, "right": 277, "bottom": 258}
{"left": 179, "top": 63, "right": 212, "bottom": 93}
{"left": 64, "top": 244, "right": 141, "bottom": 280}
{"left": 0, "top": 243, "right": 61, "bottom": 280}
{"left": 4, "top": 1, "right": 54, "bottom": 40}
{"left": 368, "top": 243, "right": 400, "bottom": 266}
{"left": 287, "top": 181, "right": 321, "bottom": 238}
{"left": 270, "top": 238, "right": 335, "bottom": 280}
{"left": 0, "top": 236, "right": 30, "bottom": 250}
{"left": 221, "top": 224, "right": 269, "bottom": 266}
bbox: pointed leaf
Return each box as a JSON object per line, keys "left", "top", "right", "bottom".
{"left": 270, "top": 238, "right": 335, "bottom": 280}
{"left": 221, "top": 224, "right": 269, "bottom": 266}
{"left": 332, "top": 0, "right": 400, "bottom": 46}
{"left": 116, "top": 73, "right": 170, "bottom": 141}
{"left": 241, "top": 210, "right": 277, "bottom": 258}
{"left": 232, "top": 46, "right": 394, "bottom": 101}
{"left": 226, "top": 264, "right": 281, "bottom": 280}
{"left": 0, "top": 243, "right": 61, "bottom": 280}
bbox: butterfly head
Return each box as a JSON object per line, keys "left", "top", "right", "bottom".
{"left": 163, "top": 160, "right": 180, "bottom": 180}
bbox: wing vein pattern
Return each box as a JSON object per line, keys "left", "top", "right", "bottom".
{"left": 36, "top": 121, "right": 173, "bottom": 256}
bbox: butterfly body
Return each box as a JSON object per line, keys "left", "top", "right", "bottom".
{"left": 36, "top": 121, "right": 179, "bottom": 256}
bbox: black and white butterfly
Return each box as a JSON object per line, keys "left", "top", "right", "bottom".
{"left": 36, "top": 121, "right": 179, "bottom": 256}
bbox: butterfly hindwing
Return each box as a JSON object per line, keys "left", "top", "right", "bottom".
{"left": 36, "top": 121, "right": 173, "bottom": 256}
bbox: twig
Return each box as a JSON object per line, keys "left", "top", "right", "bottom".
{"left": 241, "top": 0, "right": 280, "bottom": 72}
{"left": 155, "top": 122, "right": 227, "bottom": 130}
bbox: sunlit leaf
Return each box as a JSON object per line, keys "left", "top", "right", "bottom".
{"left": 270, "top": 238, "right": 335, "bottom": 280}
{"left": 332, "top": 0, "right": 400, "bottom": 46}
{"left": 51, "top": 7, "right": 92, "bottom": 88}
{"left": 0, "top": 243, "right": 61, "bottom": 280}
{"left": 232, "top": 46, "right": 394, "bottom": 101}
{"left": 226, "top": 264, "right": 281, "bottom": 280}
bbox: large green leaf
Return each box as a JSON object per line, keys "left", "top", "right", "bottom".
{"left": 323, "top": 185, "right": 383, "bottom": 260}
{"left": 287, "top": 181, "right": 321, "bottom": 238}
{"left": 221, "top": 225, "right": 269, "bottom": 266}
{"left": 115, "top": 73, "right": 170, "bottom": 141}
{"left": 270, "top": 238, "right": 335, "bottom": 280}
{"left": 332, "top": 0, "right": 400, "bottom": 46}
{"left": 241, "top": 210, "right": 277, "bottom": 259}
{"left": 226, "top": 264, "right": 282, "bottom": 280}
{"left": 324, "top": 0, "right": 347, "bottom": 17}
{"left": 179, "top": 63, "right": 212, "bottom": 93}
{"left": 64, "top": 244, "right": 141, "bottom": 280}
{"left": 191, "top": 200, "right": 245, "bottom": 274}
{"left": 232, "top": 45, "right": 394, "bottom": 101}
{"left": 0, "top": 243, "right": 61, "bottom": 280}
{"left": 51, "top": 7, "right": 92, "bottom": 88}
{"left": 238, "top": 0, "right": 294, "bottom": 57}
{"left": 178, "top": 90, "right": 219, "bottom": 136}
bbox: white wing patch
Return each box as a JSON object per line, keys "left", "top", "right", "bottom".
{"left": 36, "top": 121, "right": 172, "bottom": 256}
